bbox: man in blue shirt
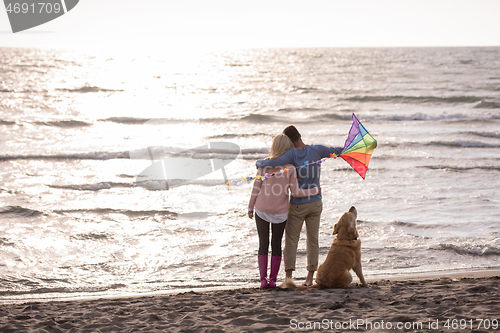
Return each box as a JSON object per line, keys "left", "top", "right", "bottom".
{"left": 256, "top": 125, "right": 343, "bottom": 286}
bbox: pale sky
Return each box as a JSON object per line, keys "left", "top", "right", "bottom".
{"left": 1, "top": 0, "right": 499, "bottom": 50}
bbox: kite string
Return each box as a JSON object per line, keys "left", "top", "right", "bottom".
{"left": 225, "top": 153, "right": 338, "bottom": 187}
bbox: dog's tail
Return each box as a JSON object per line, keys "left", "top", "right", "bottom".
{"left": 281, "top": 278, "right": 318, "bottom": 291}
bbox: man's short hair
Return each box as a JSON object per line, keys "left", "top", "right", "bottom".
{"left": 283, "top": 125, "right": 301, "bottom": 143}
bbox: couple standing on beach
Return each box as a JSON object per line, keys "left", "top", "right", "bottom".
{"left": 248, "top": 125, "right": 342, "bottom": 288}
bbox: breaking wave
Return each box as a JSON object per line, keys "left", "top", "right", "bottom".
{"left": 390, "top": 220, "right": 450, "bottom": 229}
{"left": 53, "top": 208, "right": 177, "bottom": 219}
{"left": 0, "top": 281, "right": 127, "bottom": 297}
{"left": 436, "top": 243, "right": 500, "bottom": 257}
{"left": 473, "top": 101, "right": 500, "bottom": 109}
{"left": 310, "top": 113, "right": 348, "bottom": 121}
{"left": 419, "top": 165, "right": 500, "bottom": 172}
{"left": 426, "top": 141, "right": 500, "bottom": 148}
{"left": 206, "top": 133, "right": 270, "bottom": 139}
{"left": 0, "top": 151, "right": 130, "bottom": 162}
{"left": 0, "top": 206, "right": 44, "bottom": 218}
{"left": 48, "top": 182, "right": 134, "bottom": 191}
{"left": 57, "top": 85, "right": 124, "bottom": 93}
{"left": 383, "top": 140, "right": 500, "bottom": 150}
{"left": 33, "top": 120, "right": 92, "bottom": 128}
{"left": 464, "top": 131, "right": 500, "bottom": 139}
{"left": 237, "top": 114, "right": 281, "bottom": 123}
{"left": 277, "top": 107, "right": 321, "bottom": 112}
{"left": 100, "top": 117, "right": 151, "bottom": 124}
{"left": 341, "top": 95, "right": 482, "bottom": 104}
{"left": 306, "top": 113, "right": 500, "bottom": 124}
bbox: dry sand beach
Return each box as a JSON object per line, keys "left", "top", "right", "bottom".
{"left": 1, "top": 271, "right": 499, "bottom": 332}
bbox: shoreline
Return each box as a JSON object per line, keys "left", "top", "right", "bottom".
{"left": 1, "top": 268, "right": 499, "bottom": 305}
{"left": 1, "top": 269, "right": 499, "bottom": 332}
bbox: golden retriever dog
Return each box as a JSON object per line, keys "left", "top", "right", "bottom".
{"left": 283, "top": 206, "right": 366, "bottom": 290}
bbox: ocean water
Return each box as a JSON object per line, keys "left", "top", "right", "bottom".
{"left": 1, "top": 47, "right": 499, "bottom": 302}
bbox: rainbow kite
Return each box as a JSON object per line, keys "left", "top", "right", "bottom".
{"left": 339, "top": 113, "right": 377, "bottom": 179}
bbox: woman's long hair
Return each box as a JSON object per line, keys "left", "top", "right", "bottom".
{"left": 267, "top": 134, "right": 294, "bottom": 160}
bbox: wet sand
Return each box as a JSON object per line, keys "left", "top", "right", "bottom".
{"left": 1, "top": 271, "right": 499, "bottom": 332}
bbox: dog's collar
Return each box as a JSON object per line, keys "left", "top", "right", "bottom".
{"left": 337, "top": 237, "right": 358, "bottom": 241}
